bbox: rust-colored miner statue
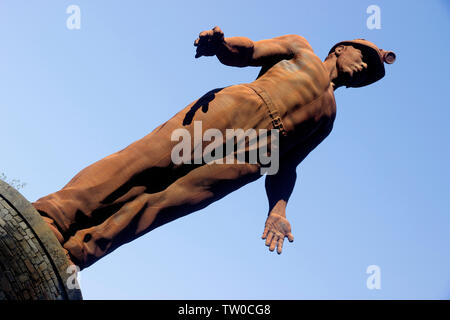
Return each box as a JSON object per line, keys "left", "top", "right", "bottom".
{"left": 33, "top": 27, "right": 396, "bottom": 269}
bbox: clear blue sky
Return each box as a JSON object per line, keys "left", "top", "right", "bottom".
{"left": 0, "top": 0, "right": 449, "bottom": 299}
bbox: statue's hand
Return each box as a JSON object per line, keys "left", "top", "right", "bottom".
{"left": 194, "top": 26, "right": 225, "bottom": 58}
{"left": 262, "top": 213, "right": 294, "bottom": 254}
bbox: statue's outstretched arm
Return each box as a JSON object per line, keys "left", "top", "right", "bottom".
{"left": 262, "top": 135, "right": 322, "bottom": 254}
{"left": 194, "top": 26, "right": 306, "bottom": 67}
{"left": 262, "top": 159, "right": 297, "bottom": 254}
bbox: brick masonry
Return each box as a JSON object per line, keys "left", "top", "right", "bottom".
{"left": 0, "top": 197, "right": 65, "bottom": 299}
{"left": 0, "top": 179, "right": 82, "bottom": 300}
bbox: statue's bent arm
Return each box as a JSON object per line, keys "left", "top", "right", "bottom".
{"left": 218, "top": 35, "right": 300, "bottom": 67}
{"left": 194, "top": 26, "right": 309, "bottom": 68}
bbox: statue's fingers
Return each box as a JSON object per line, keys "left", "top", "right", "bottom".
{"left": 212, "top": 26, "right": 224, "bottom": 39}
{"left": 195, "top": 36, "right": 210, "bottom": 48}
{"left": 277, "top": 238, "right": 284, "bottom": 254}
{"left": 195, "top": 45, "right": 208, "bottom": 58}
{"left": 265, "top": 231, "right": 274, "bottom": 246}
{"left": 195, "top": 49, "right": 202, "bottom": 58}
{"left": 199, "top": 29, "right": 214, "bottom": 38}
{"left": 212, "top": 26, "right": 222, "bottom": 34}
{"left": 287, "top": 232, "right": 294, "bottom": 242}
{"left": 195, "top": 40, "right": 217, "bottom": 58}
{"left": 262, "top": 227, "right": 269, "bottom": 239}
{"left": 269, "top": 236, "right": 278, "bottom": 252}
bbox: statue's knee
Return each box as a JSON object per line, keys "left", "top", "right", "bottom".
{"left": 165, "top": 182, "right": 190, "bottom": 200}
{"left": 162, "top": 180, "right": 207, "bottom": 206}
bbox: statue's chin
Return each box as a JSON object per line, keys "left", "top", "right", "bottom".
{"left": 345, "top": 70, "right": 368, "bottom": 88}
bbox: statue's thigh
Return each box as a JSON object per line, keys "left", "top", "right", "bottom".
{"left": 166, "top": 162, "right": 262, "bottom": 207}
{"left": 145, "top": 162, "right": 263, "bottom": 232}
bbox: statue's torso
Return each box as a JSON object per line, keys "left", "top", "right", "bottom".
{"left": 251, "top": 47, "right": 337, "bottom": 153}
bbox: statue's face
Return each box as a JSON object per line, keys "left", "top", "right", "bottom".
{"left": 336, "top": 45, "right": 368, "bottom": 87}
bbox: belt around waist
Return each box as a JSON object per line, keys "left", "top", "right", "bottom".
{"left": 243, "top": 83, "right": 288, "bottom": 137}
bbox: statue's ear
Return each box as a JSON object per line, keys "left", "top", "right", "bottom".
{"left": 334, "top": 45, "right": 345, "bottom": 56}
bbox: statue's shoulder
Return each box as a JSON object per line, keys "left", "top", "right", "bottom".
{"left": 281, "top": 34, "right": 314, "bottom": 53}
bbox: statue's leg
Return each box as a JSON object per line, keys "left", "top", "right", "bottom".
{"left": 64, "top": 161, "right": 263, "bottom": 269}
{"left": 34, "top": 84, "right": 274, "bottom": 268}
{"left": 32, "top": 119, "right": 187, "bottom": 241}
{"left": 33, "top": 84, "right": 270, "bottom": 243}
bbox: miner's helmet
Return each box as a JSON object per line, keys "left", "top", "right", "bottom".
{"left": 329, "top": 39, "right": 396, "bottom": 87}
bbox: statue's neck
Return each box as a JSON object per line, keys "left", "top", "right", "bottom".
{"left": 323, "top": 55, "right": 342, "bottom": 91}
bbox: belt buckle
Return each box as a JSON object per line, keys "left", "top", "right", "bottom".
{"left": 272, "top": 116, "right": 282, "bottom": 128}
{"left": 272, "top": 116, "right": 287, "bottom": 136}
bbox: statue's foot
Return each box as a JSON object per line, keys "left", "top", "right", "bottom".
{"left": 63, "top": 236, "right": 86, "bottom": 270}
{"left": 61, "top": 247, "right": 77, "bottom": 267}
{"left": 41, "top": 216, "right": 65, "bottom": 244}
{"left": 39, "top": 215, "right": 79, "bottom": 268}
